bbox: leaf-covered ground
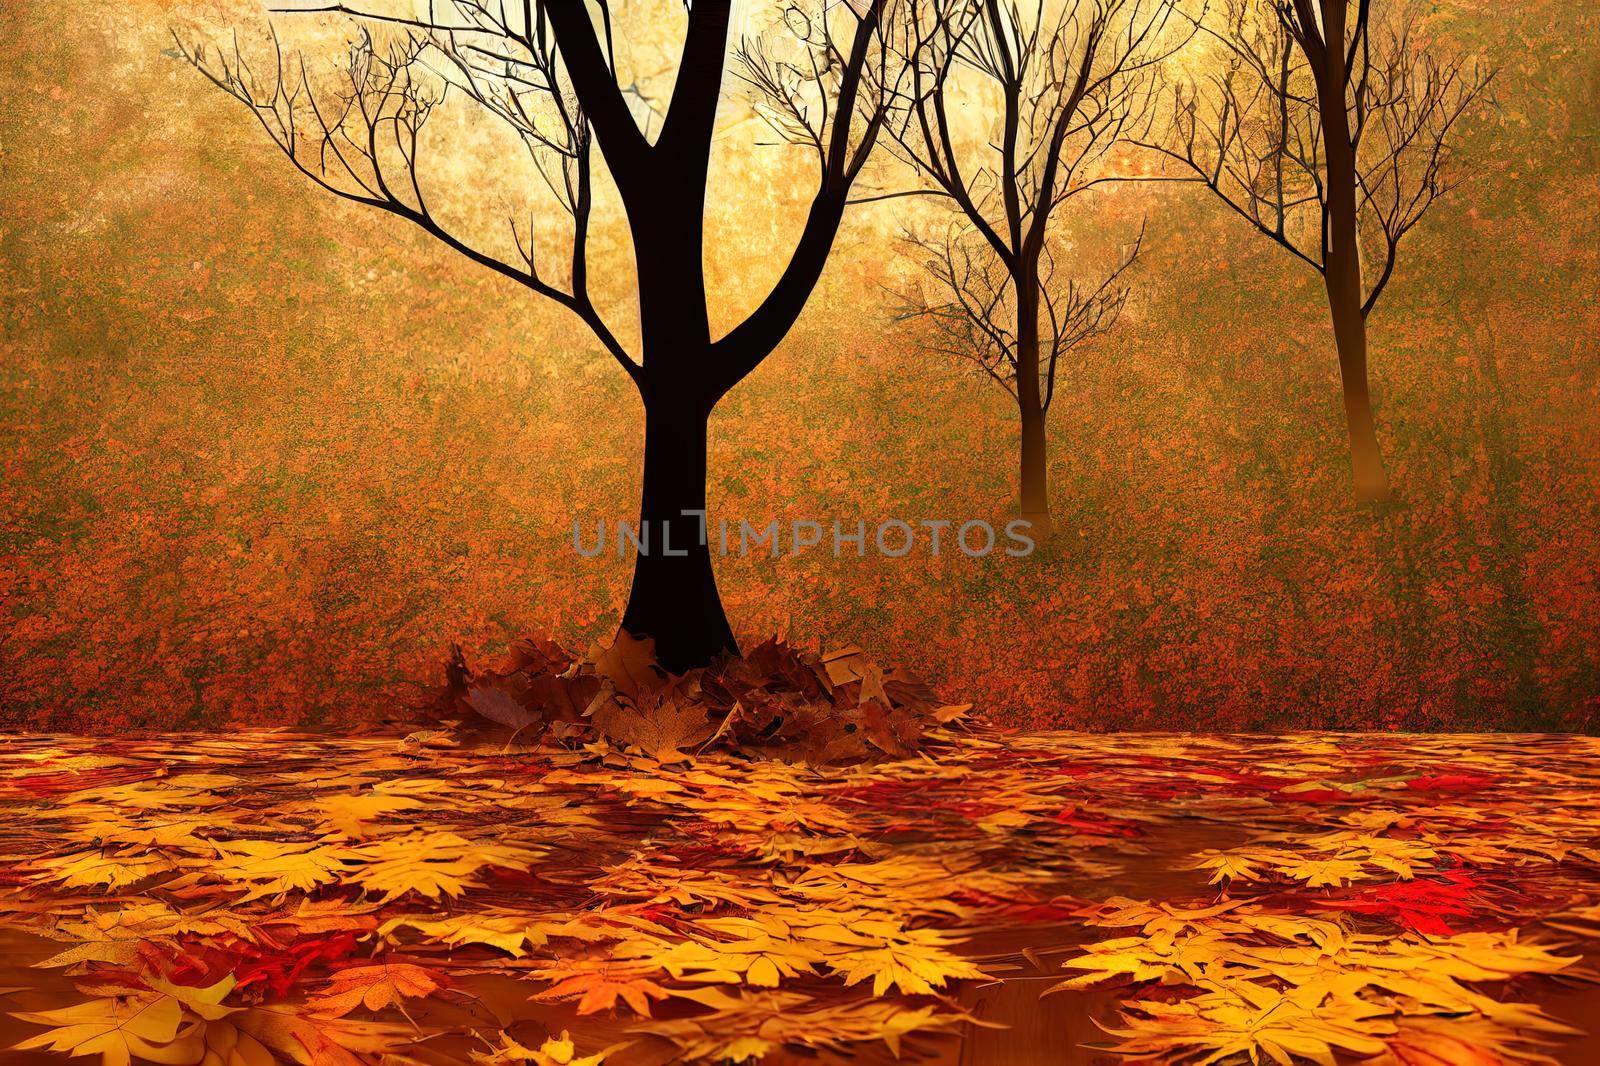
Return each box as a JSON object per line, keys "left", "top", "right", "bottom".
{"left": 2, "top": 731, "right": 1599, "bottom": 1065}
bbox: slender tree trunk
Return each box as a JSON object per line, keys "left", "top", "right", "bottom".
{"left": 1018, "top": 401, "right": 1050, "bottom": 532}
{"left": 619, "top": 394, "right": 737, "bottom": 672}
{"left": 1014, "top": 275, "right": 1052, "bottom": 535}
{"left": 1314, "top": 8, "right": 1391, "bottom": 503}
{"left": 1324, "top": 275, "right": 1390, "bottom": 502}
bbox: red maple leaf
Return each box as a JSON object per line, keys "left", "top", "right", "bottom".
{"left": 156, "top": 933, "right": 361, "bottom": 1000}
{"left": 1315, "top": 871, "right": 1482, "bottom": 935}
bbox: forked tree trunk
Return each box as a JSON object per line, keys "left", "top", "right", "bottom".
{"left": 619, "top": 396, "right": 738, "bottom": 672}
{"left": 544, "top": 0, "right": 883, "bottom": 674}
{"left": 612, "top": 121, "right": 741, "bottom": 671}
{"left": 1015, "top": 281, "right": 1053, "bottom": 535}
{"left": 617, "top": 186, "right": 737, "bottom": 672}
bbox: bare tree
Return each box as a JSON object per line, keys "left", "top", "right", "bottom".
{"left": 897, "top": 223, "right": 1140, "bottom": 531}
{"left": 175, "top": 1, "right": 901, "bottom": 671}
{"left": 880, "top": 0, "right": 1180, "bottom": 533}
{"left": 1135, "top": 0, "right": 1493, "bottom": 501}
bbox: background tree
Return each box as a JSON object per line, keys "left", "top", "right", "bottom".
{"left": 1135, "top": 0, "right": 1493, "bottom": 501}
{"left": 176, "top": 1, "right": 900, "bottom": 671}
{"left": 882, "top": 0, "right": 1181, "bottom": 533}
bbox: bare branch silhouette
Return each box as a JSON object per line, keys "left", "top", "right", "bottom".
{"left": 1132, "top": 0, "right": 1494, "bottom": 499}
{"left": 177, "top": 1, "right": 904, "bottom": 670}
{"left": 172, "top": 8, "right": 636, "bottom": 380}
{"left": 880, "top": 0, "right": 1183, "bottom": 530}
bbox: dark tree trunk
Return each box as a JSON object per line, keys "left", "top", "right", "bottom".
{"left": 1019, "top": 401, "right": 1050, "bottom": 532}
{"left": 617, "top": 203, "right": 736, "bottom": 671}
{"left": 1015, "top": 274, "right": 1052, "bottom": 535}
{"left": 610, "top": 81, "right": 737, "bottom": 672}
{"left": 1313, "top": 2, "right": 1391, "bottom": 503}
{"left": 619, "top": 397, "right": 737, "bottom": 672}
{"left": 1324, "top": 274, "right": 1390, "bottom": 502}
{"left": 542, "top": 0, "right": 883, "bottom": 673}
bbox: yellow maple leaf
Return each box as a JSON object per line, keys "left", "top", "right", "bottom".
{"left": 345, "top": 832, "right": 537, "bottom": 903}
{"left": 1102, "top": 981, "right": 1395, "bottom": 1066}
{"left": 1277, "top": 856, "right": 1368, "bottom": 888}
{"left": 11, "top": 993, "right": 200, "bottom": 1066}
{"left": 535, "top": 959, "right": 671, "bottom": 1017}
{"left": 32, "top": 850, "right": 177, "bottom": 890}
{"left": 37, "top": 903, "right": 251, "bottom": 969}
{"left": 650, "top": 934, "right": 825, "bottom": 988}
{"left": 293, "top": 792, "right": 430, "bottom": 838}
{"left": 1189, "top": 849, "right": 1267, "bottom": 884}
{"left": 204, "top": 840, "right": 351, "bottom": 900}
{"left": 310, "top": 962, "right": 442, "bottom": 1018}
{"left": 377, "top": 912, "right": 549, "bottom": 957}
{"left": 822, "top": 925, "right": 987, "bottom": 996}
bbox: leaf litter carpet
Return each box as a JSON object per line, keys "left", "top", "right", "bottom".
{"left": 1, "top": 730, "right": 1599, "bottom": 1065}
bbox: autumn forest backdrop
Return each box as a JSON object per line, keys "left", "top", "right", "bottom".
{"left": 2, "top": 0, "right": 1597, "bottom": 734}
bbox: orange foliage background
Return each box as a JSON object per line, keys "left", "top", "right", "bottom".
{"left": 2, "top": 1, "right": 1597, "bottom": 732}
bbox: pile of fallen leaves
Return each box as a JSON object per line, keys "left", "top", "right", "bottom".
{"left": 1, "top": 731, "right": 1598, "bottom": 1065}
{"left": 439, "top": 633, "right": 971, "bottom": 764}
